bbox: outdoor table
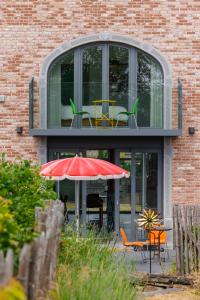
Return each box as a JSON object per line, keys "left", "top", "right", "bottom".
{"left": 92, "top": 99, "right": 116, "bottom": 127}
{"left": 151, "top": 226, "right": 172, "bottom": 259}
{"left": 147, "top": 226, "right": 172, "bottom": 273}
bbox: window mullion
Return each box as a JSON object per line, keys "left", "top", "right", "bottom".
{"left": 102, "top": 44, "right": 109, "bottom": 99}
{"left": 142, "top": 153, "right": 147, "bottom": 210}
{"left": 129, "top": 48, "right": 137, "bottom": 128}
{"left": 74, "top": 48, "right": 82, "bottom": 128}
{"left": 131, "top": 149, "right": 136, "bottom": 240}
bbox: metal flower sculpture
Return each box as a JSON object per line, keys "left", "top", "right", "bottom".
{"left": 137, "top": 209, "right": 161, "bottom": 230}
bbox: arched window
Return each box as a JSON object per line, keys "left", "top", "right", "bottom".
{"left": 47, "top": 43, "right": 163, "bottom": 129}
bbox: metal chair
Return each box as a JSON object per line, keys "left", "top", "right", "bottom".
{"left": 69, "top": 98, "right": 92, "bottom": 128}
{"left": 148, "top": 229, "right": 170, "bottom": 260}
{"left": 87, "top": 194, "right": 103, "bottom": 229}
{"left": 120, "top": 227, "right": 147, "bottom": 262}
{"left": 116, "top": 97, "right": 139, "bottom": 128}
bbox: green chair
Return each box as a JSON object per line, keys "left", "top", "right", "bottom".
{"left": 69, "top": 98, "right": 92, "bottom": 128}
{"left": 115, "top": 97, "right": 139, "bottom": 128}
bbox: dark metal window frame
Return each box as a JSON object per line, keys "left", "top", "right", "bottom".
{"left": 47, "top": 42, "right": 164, "bottom": 129}
{"left": 48, "top": 145, "right": 163, "bottom": 239}
{"left": 29, "top": 40, "right": 183, "bottom": 136}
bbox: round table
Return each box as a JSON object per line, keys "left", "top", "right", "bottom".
{"left": 92, "top": 99, "right": 117, "bottom": 127}
{"left": 148, "top": 226, "right": 172, "bottom": 273}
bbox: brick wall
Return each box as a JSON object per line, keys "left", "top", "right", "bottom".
{"left": 0, "top": 0, "right": 200, "bottom": 203}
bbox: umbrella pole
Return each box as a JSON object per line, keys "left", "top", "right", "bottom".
{"left": 75, "top": 180, "right": 80, "bottom": 234}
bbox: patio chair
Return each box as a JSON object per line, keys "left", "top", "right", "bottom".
{"left": 87, "top": 194, "right": 103, "bottom": 229}
{"left": 120, "top": 227, "right": 147, "bottom": 262}
{"left": 115, "top": 97, "right": 139, "bottom": 128}
{"left": 69, "top": 98, "right": 92, "bottom": 128}
{"left": 147, "top": 229, "right": 170, "bottom": 260}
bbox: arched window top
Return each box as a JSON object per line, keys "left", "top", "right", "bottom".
{"left": 40, "top": 34, "right": 171, "bottom": 129}
{"left": 48, "top": 42, "right": 163, "bottom": 75}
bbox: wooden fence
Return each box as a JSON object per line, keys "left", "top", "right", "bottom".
{"left": 173, "top": 204, "right": 200, "bottom": 275}
{"left": 0, "top": 200, "right": 64, "bottom": 299}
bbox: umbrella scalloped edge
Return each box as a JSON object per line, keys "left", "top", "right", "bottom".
{"left": 41, "top": 172, "right": 130, "bottom": 181}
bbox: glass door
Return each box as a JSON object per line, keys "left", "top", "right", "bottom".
{"left": 119, "top": 152, "right": 132, "bottom": 240}
{"left": 84, "top": 150, "right": 115, "bottom": 232}
{"left": 48, "top": 149, "right": 115, "bottom": 233}
{"left": 119, "top": 151, "right": 161, "bottom": 240}
{"left": 48, "top": 148, "right": 162, "bottom": 239}
{"left": 135, "top": 152, "right": 159, "bottom": 213}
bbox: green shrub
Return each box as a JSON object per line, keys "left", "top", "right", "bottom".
{"left": 0, "top": 197, "right": 19, "bottom": 254}
{"left": 55, "top": 229, "right": 137, "bottom": 300}
{"left": 0, "top": 155, "right": 56, "bottom": 247}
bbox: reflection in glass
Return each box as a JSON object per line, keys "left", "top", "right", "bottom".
{"left": 119, "top": 152, "right": 131, "bottom": 240}
{"left": 47, "top": 43, "right": 164, "bottom": 130}
{"left": 58, "top": 152, "right": 76, "bottom": 222}
{"left": 137, "top": 51, "right": 163, "bottom": 128}
{"left": 82, "top": 46, "right": 102, "bottom": 127}
{"left": 146, "top": 153, "right": 158, "bottom": 210}
{"left": 48, "top": 51, "right": 74, "bottom": 128}
{"left": 85, "top": 150, "right": 109, "bottom": 231}
{"left": 135, "top": 152, "right": 158, "bottom": 212}
{"left": 61, "top": 53, "right": 74, "bottom": 106}
{"left": 109, "top": 46, "right": 129, "bottom": 127}
{"left": 135, "top": 153, "right": 143, "bottom": 213}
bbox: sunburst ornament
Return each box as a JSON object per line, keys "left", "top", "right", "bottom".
{"left": 137, "top": 209, "right": 161, "bottom": 230}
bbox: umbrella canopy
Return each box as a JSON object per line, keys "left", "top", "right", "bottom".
{"left": 40, "top": 156, "right": 130, "bottom": 180}
{"left": 40, "top": 155, "right": 130, "bottom": 231}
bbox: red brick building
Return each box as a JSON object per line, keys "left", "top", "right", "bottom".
{"left": 0, "top": 0, "right": 198, "bottom": 239}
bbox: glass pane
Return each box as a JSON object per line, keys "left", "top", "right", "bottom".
{"left": 61, "top": 53, "right": 74, "bottom": 106}
{"left": 82, "top": 46, "right": 102, "bottom": 127}
{"left": 135, "top": 153, "right": 143, "bottom": 213}
{"left": 146, "top": 153, "right": 158, "bottom": 210}
{"left": 47, "top": 51, "right": 74, "bottom": 128}
{"left": 85, "top": 150, "right": 109, "bottom": 231}
{"left": 119, "top": 152, "right": 131, "bottom": 240}
{"left": 59, "top": 152, "right": 76, "bottom": 222}
{"left": 61, "top": 53, "right": 74, "bottom": 128}
{"left": 137, "top": 51, "right": 163, "bottom": 128}
{"left": 109, "top": 46, "right": 129, "bottom": 127}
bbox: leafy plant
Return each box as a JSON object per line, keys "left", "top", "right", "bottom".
{"left": 0, "top": 197, "right": 19, "bottom": 254}
{"left": 0, "top": 155, "right": 56, "bottom": 247}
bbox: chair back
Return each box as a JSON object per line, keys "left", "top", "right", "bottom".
{"left": 132, "top": 97, "right": 139, "bottom": 114}
{"left": 69, "top": 98, "right": 76, "bottom": 114}
{"left": 148, "top": 230, "right": 167, "bottom": 245}
{"left": 87, "top": 194, "right": 103, "bottom": 208}
{"left": 120, "top": 227, "right": 128, "bottom": 245}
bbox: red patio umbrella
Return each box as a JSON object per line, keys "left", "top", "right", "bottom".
{"left": 40, "top": 155, "right": 130, "bottom": 229}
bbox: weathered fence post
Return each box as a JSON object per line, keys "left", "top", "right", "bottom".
{"left": 1, "top": 200, "right": 64, "bottom": 299}
{"left": 17, "top": 244, "right": 31, "bottom": 295}
{"left": 173, "top": 204, "right": 200, "bottom": 275}
{"left": 0, "top": 251, "right": 5, "bottom": 285}
{"left": 173, "top": 205, "right": 181, "bottom": 274}
{"left": 0, "top": 249, "right": 14, "bottom": 286}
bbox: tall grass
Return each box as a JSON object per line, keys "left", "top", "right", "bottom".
{"left": 54, "top": 227, "right": 137, "bottom": 300}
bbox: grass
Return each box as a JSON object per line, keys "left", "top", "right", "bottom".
{"left": 51, "top": 227, "right": 137, "bottom": 300}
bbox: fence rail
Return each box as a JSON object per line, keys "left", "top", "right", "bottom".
{"left": 173, "top": 204, "right": 200, "bottom": 275}
{"left": 0, "top": 200, "right": 64, "bottom": 300}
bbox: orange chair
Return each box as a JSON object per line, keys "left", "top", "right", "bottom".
{"left": 147, "top": 229, "right": 169, "bottom": 260}
{"left": 148, "top": 230, "right": 167, "bottom": 245}
{"left": 120, "top": 227, "right": 147, "bottom": 262}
